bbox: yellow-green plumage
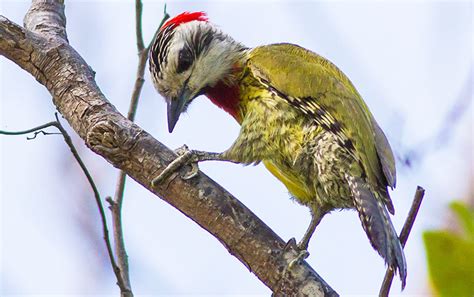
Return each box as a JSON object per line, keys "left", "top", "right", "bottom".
{"left": 225, "top": 43, "right": 390, "bottom": 205}
{"left": 218, "top": 43, "right": 405, "bottom": 284}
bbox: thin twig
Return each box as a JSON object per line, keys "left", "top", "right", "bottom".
{"left": 379, "top": 186, "right": 425, "bottom": 297}
{"left": 398, "top": 187, "right": 426, "bottom": 246}
{"left": 135, "top": 0, "right": 145, "bottom": 52}
{"left": 0, "top": 113, "right": 130, "bottom": 294}
{"left": 0, "top": 121, "right": 58, "bottom": 136}
{"left": 110, "top": 173, "right": 132, "bottom": 295}
{"left": 109, "top": 3, "right": 170, "bottom": 295}
{"left": 27, "top": 130, "right": 62, "bottom": 139}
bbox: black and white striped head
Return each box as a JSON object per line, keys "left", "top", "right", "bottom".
{"left": 149, "top": 12, "right": 245, "bottom": 132}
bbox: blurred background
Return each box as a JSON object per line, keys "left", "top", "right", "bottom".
{"left": 1, "top": 0, "right": 472, "bottom": 296}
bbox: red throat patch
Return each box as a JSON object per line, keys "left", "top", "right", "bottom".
{"left": 161, "top": 12, "right": 208, "bottom": 30}
{"left": 205, "top": 81, "right": 241, "bottom": 123}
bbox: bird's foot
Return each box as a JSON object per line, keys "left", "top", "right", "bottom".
{"left": 173, "top": 145, "right": 200, "bottom": 179}
{"left": 152, "top": 145, "right": 200, "bottom": 187}
{"left": 285, "top": 238, "right": 310, "bottom": 269}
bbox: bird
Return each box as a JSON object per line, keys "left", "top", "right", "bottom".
{"left": 148, "top": 11, "right": 406, "bottom": 287}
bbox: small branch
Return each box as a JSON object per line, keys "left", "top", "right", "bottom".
{"left": 135, "top": 0, "right": 145, "bottom": 52}
{"left": 106, "top": 194, "right": 132, "bottom": 297}
{"left": 0, "top": 121, "right": 58, "bottom": 136}
{"left": 379, "top": 186, "right": 425, "bottom": 297}
{"left": 110, "top": 171, "right": 132, "bottom": 295}
{"left": 0, "top": 113, "right": 130, "bottom": 294}
{"left": 26, "top": 130, "right": 62, "bottom": 139}
{"left": 109, "top": 3, "right": 170, "bottom": 295}
{"left": 398, "top": 187, "right": 426, "bottom": 246}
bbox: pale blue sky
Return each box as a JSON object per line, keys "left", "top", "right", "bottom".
{"left": 1, "top": 0, "right": 472, "bottom": 295}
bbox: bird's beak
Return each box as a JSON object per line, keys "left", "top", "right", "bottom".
{"left": 167, "top": 86, "right": 193, "bottom": 133}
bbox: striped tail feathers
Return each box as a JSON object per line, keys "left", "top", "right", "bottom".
{"left": 345, "top": 174, "right": 407, "bottom": 289}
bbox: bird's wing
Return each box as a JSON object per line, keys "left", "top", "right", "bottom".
{"left": 247, "top": 43, "right": 396, "bottom": 190}
{"left": 371, "top": 116, "right": 397, "bottom": 188}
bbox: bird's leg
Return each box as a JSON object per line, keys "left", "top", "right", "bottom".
{"left": 152, "top": 146, "right": 228, "bottom": 187}
{"left": 298, "top": 209, "right": 324, "bottom": 250}
{"left": 289, "top": 208, "right": 325, "bottom": 268}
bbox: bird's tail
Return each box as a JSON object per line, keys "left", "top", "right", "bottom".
{"left": 346, "top": 174, "right": 407, "bottom": 288}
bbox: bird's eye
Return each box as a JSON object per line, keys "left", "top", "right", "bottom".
{"left": 176, "top": 48, "right": 193, "bottom": 73}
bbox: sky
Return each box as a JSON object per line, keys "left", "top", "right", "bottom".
{"left": 1, "top": 0, "right": 472, "bottom": 296}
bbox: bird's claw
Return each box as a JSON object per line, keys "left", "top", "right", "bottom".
{"left": 152, "top": 144, "right": 200, "bottom": 187}
{"left": 181, "top": 162, "right": 199, "bottom": 180}
{"left": 288, "top": 249, "right": 310, "bottom": 269}
{"left": 174, "top": 145, "right": 200, "bottom": 179}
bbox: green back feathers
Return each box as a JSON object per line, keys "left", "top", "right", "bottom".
{"left": 247, "top": 43, "right": 396, "bottom": 189}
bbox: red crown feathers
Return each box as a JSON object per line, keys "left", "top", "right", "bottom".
{"left": 161, "top": 11, "right": 208, "bottom": 30}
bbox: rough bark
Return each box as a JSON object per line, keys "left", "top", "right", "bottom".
{"left": 0, "top": 1, "right": 337, "bottom": 295}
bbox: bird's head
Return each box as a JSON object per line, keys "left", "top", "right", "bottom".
{"left": 149, "top": 11, "right": 245, "bottom": 132}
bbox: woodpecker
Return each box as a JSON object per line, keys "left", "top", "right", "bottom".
{"left": 149, "top": 12, "right": 406, "bottom": 287}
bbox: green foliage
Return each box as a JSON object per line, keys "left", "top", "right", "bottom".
{"left": 423, "top": 201, "right": 474, "bottom": 297}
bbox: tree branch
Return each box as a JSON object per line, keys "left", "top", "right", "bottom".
{"left": 0, "top": 2, "right": 337, "bottom": 295}
{"left": 24, "top": 0, "right": 67, "bottom": 40}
